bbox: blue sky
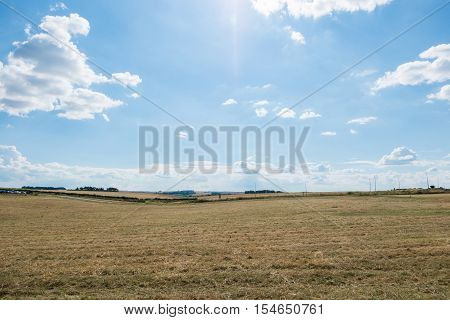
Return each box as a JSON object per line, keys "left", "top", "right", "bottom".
{"left": 0, "top": 0, "right": 449, "bottom": 191}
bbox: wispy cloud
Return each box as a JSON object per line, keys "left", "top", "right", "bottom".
{"left": 351, "top": 68, "right": 377, "bottom": 78}
{"left": 102, "top": 114, "right": 110, "bottom": 122}
{"left": 253, "top": 100, "right": 270, "bottom": 107}
{"left": 49, "top": 2, "right": 68, "bottom": 12}
{"left": 246, "top": 83, "right": 272, "bottom": 90}
{"left": 277, "top": 107, "right": 296, "bottom": 118}
{"left": 347, "top": 116, "right": 377, "bottom": 125}
{"left": 177, "top": 131, "right": 188, "bottom": 139}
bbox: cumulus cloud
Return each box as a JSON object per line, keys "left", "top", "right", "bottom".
{"left": 0, "top": 145, "right": 28, "bottom": 166}
{"left": 372, "top": 44, "right": 450, "bottom": 93}
{"left": 277, "top": 107, "right": 296, "bottom": 118}
{"left": 57, "top": 88, "right": 122, "bottom": 120}
{"left": 251, "top": 0, "right": 391, "bottom": 19}
{"left": 284, "top": 26, "right": 305, "bottom": 44}
{"left": 255, "top": 107, "right": 268, "bottom": 117}
{"left": 299, "top": 110, "right": 321, "bottom": 120}
{"left": 321, "top": 131, "right": 336, "bottom": 136}
{"left": 350, "top": 129, "right": 357, "bottom": 134}
{"left": 222, "top": 98, "right": 237, "bottom": 106}
{"left": 111, "top": 72, "right": 142, "bottom": 87}
{"left": 427, "top": 84, "right": 450, "bottom": 102}
{"left": 379, "top": 146, "right": 417, "bottom": 165}
{"left": 0, "top": 13, "right": 141, "bottom": 120}
{"left": 39, "top": 13, "right": 90, "bottom": 43}
{"left": 347, "top": 116, "right": 377, "bottom": 125}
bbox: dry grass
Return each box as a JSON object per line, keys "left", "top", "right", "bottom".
{"left": 0, "top": 193, "right": 449, "bottom": 299}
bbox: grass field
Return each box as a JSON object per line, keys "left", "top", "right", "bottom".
{"left": 0, "top": 193, "right": 449, "bottom": 299}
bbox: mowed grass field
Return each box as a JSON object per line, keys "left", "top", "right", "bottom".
{"left": 0, "top": 193, "right": 448, "bottom": 299}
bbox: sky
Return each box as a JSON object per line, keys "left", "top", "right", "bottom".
{"left": 0, "top": 0, "right": 449, "bottom": 192}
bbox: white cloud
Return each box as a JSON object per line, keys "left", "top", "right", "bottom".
{"left": 39, "top": 13, "right": 90, "bottom": 43}
{"left": 102, "top": 113, "right": 110, "bottom": 122}
{"left": 277, "top": 107, "right": 296, "bottom": 118}
{"left": 290, "top": 31, "right": 305, "bottom": 44}
{"left": 255, "top": 107, "right": 268, "bottom": 117}
{"left": 347, "top": 116, "right": 377, "bottom": 125}
{"left": 426, "top": 167, "right": 438, "bottom": 173}
{"left": 284, "top": 26, "right": 305, "bottom": 44}
{"left": 130, "top": 93, "right": 140, "bottom": 99}
{"left": 427, "top": 84, "right": 450, "bottom": 102}
{"left": 313, "top": 163, "right": 332, "bottom": 173}
{"left": 321, "top": 131, "right": 336, "bottom": 136}
{"left": 23, "top": 24, "right": 32, "bottom": 36}
{"left": 350, "top": 129, "right": 357, "bottom": 134}
{"left": 222, "top": 98, "right": 237, "bottom": 106}
{"left": 351, "top": 68, "right": 377, "bottom": 78}
{"left": 0, "top": 13, "right": 141, "bottom": 120}
{"left": 1, "top": 145, "right": 448, "bottom": 192}
{"left": 0, "top": 145, "right": 28, "bottom": 166}
{"left": 111, "top": 72, "right": 142, "bottom": 87}
{"left": 299, "top": 110, "right": 321, "bottom": 120}
{"left": 50, "top": 2, "right": 68, "bottom": 12}
{"left": 254, "top": 99, "right": 270, "bottom": 106}
{"left": 177, "top": 131, "right": 188, "bottom": 139}
{"left": 251, "top": 0, "right": 391, "bottom": 19}
{"left": 57, "top": 88, "right": 122, "bottom": 120}
{"left": 246, "top": 83, "right": 272, "bottom": 90}
{"left": 379, "top": 146, "right": 417, "bottom": 165}
{"left": 372, "top": 44, "right": 450, "bottom": 93}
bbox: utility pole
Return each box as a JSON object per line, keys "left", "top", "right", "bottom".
{"left": 397, "top": 177, "right": 401, "bottom": 190}
{"left": 374, "top": 176, "right": 377, "bottom": 192}
{"left": 426, "top": 173, "right": 429, "bottom": 189}
{"left": 369, "top": 179, "right": 372, "bottom": 192}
